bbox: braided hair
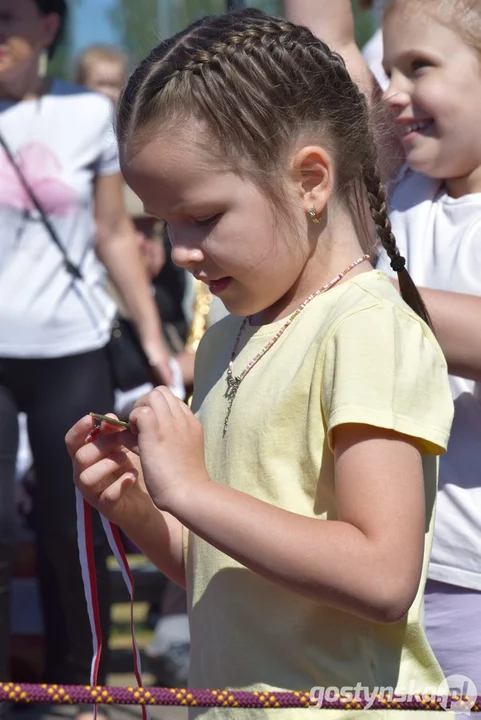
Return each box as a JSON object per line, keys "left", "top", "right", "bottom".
{"left": 117, "top": 8, "right": 431, "bottom": 327}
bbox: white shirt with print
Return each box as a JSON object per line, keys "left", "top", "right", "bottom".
{"left": 0, "top": 79, "right": 119, "bottom": 358}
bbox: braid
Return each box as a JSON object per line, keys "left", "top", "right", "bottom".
{"left": 363, "top": 155, "right": 433, "bottom": 328}
{"left": 317, "top": 55, "right": 434, "bottom": 328}
{"left": 311, "top": 56, "right": 434, "bottom": 329}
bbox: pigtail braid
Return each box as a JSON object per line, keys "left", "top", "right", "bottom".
{"left": 362, "top": 156, "right": 433, "bottom": 329}
{"left": 321, "top": 55, "right": 433, "bottom": 327}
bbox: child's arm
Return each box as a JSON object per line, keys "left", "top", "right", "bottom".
{"left": 406, "top": 286, "right": 481, "bottom": 381}
{"left": 94, "top": 172, "right": 173, "bottom": 387}
{"left": 65, "top": 416, "right": 186, "bottom": 589}
{"left": 131, "top": 390, "right": 427, "bottom": 624}
{"left": 283, "top": 0, "right": 378, "bottom": 99}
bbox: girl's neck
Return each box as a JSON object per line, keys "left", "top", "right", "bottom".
{"left": 0, "top": 70, "right": 48, "bottom": 103}
{"left": 251, "top": 238, "right": 371, "bottom": 327}
{"left": 445, "top": 166, "right": 481, "bottom": 198}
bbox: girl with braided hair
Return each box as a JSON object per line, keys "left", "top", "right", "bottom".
{"left": 67, "top": 8, "right": 454, "bottom": 716}
{"left": 285, "top": 0, "right": 481, "bottom": 690}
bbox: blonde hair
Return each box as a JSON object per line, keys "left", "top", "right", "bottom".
{"left": 385, "top": 0, "right": 481, "bottom": 54}
{"left": 75, "top": 44, "right": 128, "bottom": 86}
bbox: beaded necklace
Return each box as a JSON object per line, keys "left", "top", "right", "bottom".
{"left": 223, "top": 254, "right": 370, "bottom": 436}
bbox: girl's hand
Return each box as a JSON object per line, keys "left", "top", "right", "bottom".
{"left": 65, "top": 415, "right": 155, "bottom": 526}
{"left": 129, "top": 387, "right": 209, "bottom": 512}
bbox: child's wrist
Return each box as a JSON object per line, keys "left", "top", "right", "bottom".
{"left": 155, "top": 471, "right": 211, "bottom": 518}
{"left": 117, "top": 494, "right": 158, "bottom": 537}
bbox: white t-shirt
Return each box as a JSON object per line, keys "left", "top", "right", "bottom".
{"left": 362, "top": 1, "right": 391, "bottom": 92}
{"left": 377, "top": 168, "right": 481, "bottom": 591}
{"left": 362, "top": 27, "right": 389, "bottom": 91}
{"left": 0, "top": 79, "right": 119, "bottom": 358}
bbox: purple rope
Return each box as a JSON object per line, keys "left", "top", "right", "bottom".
{"left": 0, "top": 684, "right": 480, "bottom": 710}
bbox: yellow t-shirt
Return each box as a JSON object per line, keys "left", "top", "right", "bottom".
{"left": 186, "top": 270, "right": 454, "bottom": 719}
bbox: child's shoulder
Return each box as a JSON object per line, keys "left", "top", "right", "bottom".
{"left": 326, "top": 269, "right": 422, "bottom": 324}
{"left": 321, "top": 270, "right": 445, "bottom": 360}
{"left": 320, "top": 272, "right": 453, "bottom": 456}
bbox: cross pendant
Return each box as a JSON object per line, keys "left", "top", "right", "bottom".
{"left": 225, "top": 373, "right": 241, "bottom": 400}
{"left": 223, "top": 373, "right": 241, "bottom": 437}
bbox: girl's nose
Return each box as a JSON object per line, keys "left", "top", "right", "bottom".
{"left": 170, "top": 243, "right": 205, "bottom": 270}
{"left": 382, "top": 75, "right": 411, "bottom": 113}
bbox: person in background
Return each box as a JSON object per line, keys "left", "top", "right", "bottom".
{"left": 74, "top": 44, "right": 128, "bottom": 107}
{"left": 284, "top": 0, "right": 481, "bottom": 689}
{"left": 0, "top": 2, "right": 172, "bottom": 718}
{"left": 358, "top": 0, "right": 389, "bottom": 90}
{"left": 76, "top": 44, "right": 186, "bottom": 406}
{"left": 113, "top": 188, "right": 186, "bottom": 419}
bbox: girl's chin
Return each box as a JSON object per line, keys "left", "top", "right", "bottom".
{"left": 405, "top": 152, "right": 444, "bottom": 179}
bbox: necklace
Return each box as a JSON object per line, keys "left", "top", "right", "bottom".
{"left": 223, "top": 254, "right": 370, "bottom": 436}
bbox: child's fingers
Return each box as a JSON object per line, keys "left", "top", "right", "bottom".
{"left": 65, "top": 415, "right": 96, "bottom": 458}
{"left": 128, "top": 405, "right": 159, "bottom": 439}
{"left": 75, "top": 435, "right": 118, "bottom": 470}
{"left": 177, "top": 397, "right": 193, "bottom": 417}
{"left": 76, "top": 451, "right": 132, "bottom": 497}
{"left": 109, "top": 427, "right": 140, "bottom": 454}
{"left": 129, "top": 389, "right": 172, "bottom": 438}
{"left": 95, "top": 414, "right": 128, "bottom": 435}
{"left": 66, "top": 414, "right": 125, "bottom": 458}
{"left": 152, "top": 386, "right": 188, "bottom": 419}
{"left": 101, "top": 474, "right": 137, "bottom": 505}
{"left": 130, "top": 387, "right": 183, "bottom": 436}
{"left": 75, "top": 433, "right": 136, "bottom": 472}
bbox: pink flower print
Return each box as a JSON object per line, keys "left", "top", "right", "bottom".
{"left": 0, "top": 142, "right": 78, "bottom": 217}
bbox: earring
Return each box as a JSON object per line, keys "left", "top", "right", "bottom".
{"left": 309, "top": 207, "right": 321, "bottom": 224}
{"left": 38, "top": 49, "right": 49, "bottom": 79}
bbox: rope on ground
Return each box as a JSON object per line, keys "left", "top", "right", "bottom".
{"left": 0, "top": 684, "right": 480, "bottom": 710}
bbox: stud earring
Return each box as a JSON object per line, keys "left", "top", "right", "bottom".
{"left": 309, "top": 207, "right": 321, "bottom": 224}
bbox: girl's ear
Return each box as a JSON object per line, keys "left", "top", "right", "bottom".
{"left": 290, "top": 145, "right": 335, "bottom": 218}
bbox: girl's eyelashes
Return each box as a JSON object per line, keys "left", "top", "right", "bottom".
{"left": 162, "top": 213, "right": 223, "bottom": 235}
{"left": 384, "top": 56, "right": 435, "bottom": 81}
{"left": 193, "top": 213, "right": 222, "bottom": 228}
{"left": 411, "top": 58, "right": 434, "bottom": 74}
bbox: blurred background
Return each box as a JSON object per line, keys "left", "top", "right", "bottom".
{"left": 52, "top": 0, "right": 374, "bottom": 80}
